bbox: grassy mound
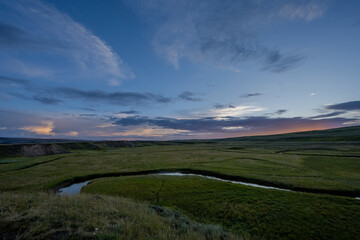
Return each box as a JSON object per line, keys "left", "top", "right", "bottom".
{"left": 0, "top": 192, "right": 241, "bottom": 240}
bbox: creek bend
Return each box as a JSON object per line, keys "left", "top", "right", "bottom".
{"left": 56, "top": 170, "right": 360, "bottom": 199}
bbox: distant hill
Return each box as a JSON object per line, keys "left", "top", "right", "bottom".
{"left": 0, "top": 137, "right": 84, "bottom": 145}
{"left": 222, "top": 125, "right": 360, "bottom": 142}
{"left": 0, "top": 126, "right": 359, "bottom": 157}
{"left": 1, "top": 126, "right": 359, "bottom": 145}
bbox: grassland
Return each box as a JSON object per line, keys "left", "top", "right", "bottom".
{"left": 83, "top": 175, "right": 360, "bottom": 240}
{"left": 0, "top": 192, "right": 239, "bottom": 240}
{"left": 0, "top": 126, "right": 359, "bottom": 239}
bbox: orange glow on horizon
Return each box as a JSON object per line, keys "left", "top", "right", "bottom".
{"left": 226, "top": 122, "right": 340, "bottom": 138}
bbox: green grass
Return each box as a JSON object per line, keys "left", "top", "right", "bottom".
{"left": 0, "top": 126, "right": 359, "bottom": 239}
{"left": 82, "top": 175, "right": 360, "bottom": 240}
{"left": 0, "top": 142, "right": 358, "bottom": 194}
{"left": 0, "top": 192, "right": 241, "bottom": 240}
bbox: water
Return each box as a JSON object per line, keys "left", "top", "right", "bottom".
{"left": 57, "top": 172, "right": 360, "bottom": 200}
{"left": 59, "top": 180, "right": 91, "bottom": 196}
{"left": 156, "top": 172, "right": 291, "bottom": 191}
{"left": 57, "top": 172, "right": 290, "bottom": 195}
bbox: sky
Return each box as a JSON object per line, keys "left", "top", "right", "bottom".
{"left": 0, "top": 0, "right": 359, "bottom": 140}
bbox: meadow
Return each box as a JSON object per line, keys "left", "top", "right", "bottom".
{"left": 0, "top": 126, "right": 359, "bottom": 239}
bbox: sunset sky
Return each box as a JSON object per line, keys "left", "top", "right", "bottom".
{"left": 0, "top": 0, "right": 359, "bottom": 140}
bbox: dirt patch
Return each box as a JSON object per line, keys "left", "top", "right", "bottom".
{"left": 20, "top": 144, "right": 69, "bottom": 157}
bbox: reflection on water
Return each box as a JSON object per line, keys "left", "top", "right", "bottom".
{"left": 156, "top": 172, "right": 291, "bottom": 191}
{"left": 59, "top": 180, "right": 91, "bottom": 196}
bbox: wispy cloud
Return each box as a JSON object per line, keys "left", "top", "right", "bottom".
{"left": 32, "top": 95, "right": 62, "bottom": 105}
{"left": 130, "top": 0, "right": 327, "bottom": 72}
{"left": 0, "top": 75, "right": 31, "bottom": 87}
{"left": 1, "top": 75, "right": 180, "bottom": 106}
{"left": 8, "top": 92, "right": 62, "bottom": 105}
{"left": 0, "top": 0, "right": 133, "bottom": 82}
{"left": 274, "top": 109, "right": 287, "bottom": 115}
{"left": 214, "top": 104, "right": 235, "bottom": 109}
{"left": 209, "top": 105, "right": 264, "bottom": 118}
{"left": 325, "top": 100, "right": 360, "bottom": 111}
{"left": 241, "top": 92, "right": 262, "bottom": 98}
{"left": 178, "top": 91, "right": 202, "bottom": 102}
{"left": 51, "top": 87, "right": 172, "bottom": 106}
{"left": 262, "top": 52, "right": 305, "bottom": 72}
{"left": 279, "top": 1, "right": 328, "bottom": 21}
{"left": 311, "top": 111, "right": 346, "bottom": 119}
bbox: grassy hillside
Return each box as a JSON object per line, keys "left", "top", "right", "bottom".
{"left": 0, "top": 192, "right": 240, "bottom": 240}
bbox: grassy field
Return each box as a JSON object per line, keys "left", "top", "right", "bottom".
{"left": 0, "top": 126, "right": 359, "bottom": 239}
{"left": 83, "top": 175, "right": 360, "bottom": 240}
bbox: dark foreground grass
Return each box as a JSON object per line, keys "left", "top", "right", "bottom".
{"left": 83, "top": 175, "right": 360, "bottom": 240}
{"left": 0, "top": 192, "right": 242, "bottom": 240}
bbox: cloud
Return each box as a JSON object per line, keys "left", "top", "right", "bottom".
{"left": 0, "top": 0, "right": 133, "bottom": 81}
{"left": 64, "top": 131, "right": 79, "bottom": 137}
{"left": 130, "top": 0, "right": 326, "bottom": 72}
{"left": 279, "top": 2, "right": 328, "bottom": 21}
{"left": 8, "top": 92, "right": 62, "bottom": 105}
{"left": 214, "top": 104, "right": 235, "bottom": 109}
{"left": 32, "top": 95, "right": 62, "bottom": 105}
{"left": 209, "top": 105, "right": 264, "bottom": 118}
{"left": 107, "top": 126, "right": 190, "bottom": 137}
{"left": 311, "top": 111, "right": 346, "bottom": 119}
{"left": 0, "top": 108, "right": 356, "bottom": 140}
{"left": 325, "top": 101, "right": 360, "bottom": 111}
{"left": 19, "top": 120, "right": 55, "bottom": 135}
{"left": 112, "top": 115, "right": 351, "bottom": 137}
{"left": 241, "top": 92, "right": 262, "bottom": 98}
{"left": 119, "top": 110, "right": 139, "bottom": 114}
{"left": 0, "top": 21, "right": 30, "bottom": 47}
{"left": 274, "top": 109, "right": 287, "bottom": 115}
{"left": 178, "top": 91, "right": 202, "bottom": 102}
{"left": 52, "top": 87, "right": 172, "bottom": 106}
{"left": 2, "top": 75, "right": 204, "bottom": 107}
{"left": 0, "top": 75, "right": 30, "bottom": 87}
{"left": 262, "top": 52, "right": 305, "bottom": 72}
{"left": 222, "top": 126, "right": 244, "bottom": 131}
{"left": 343, "top": 120, "right": 360, "bottom": 125}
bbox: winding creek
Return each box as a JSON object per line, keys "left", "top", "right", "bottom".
{"left": 58, "top": 171, "right": 360, "bottom": 200}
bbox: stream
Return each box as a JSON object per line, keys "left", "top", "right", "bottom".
{"left": 58, "top": 171, "right": 360, "bottom": 200}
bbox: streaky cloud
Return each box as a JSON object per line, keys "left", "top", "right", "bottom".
{"left": 0, "top": 21, "right": 30, "bottom": 47}
{"left": 0, "top": 75, "right": 30, "bottom": 87}
{"left": 0, "top": 0, "right": 133, "bottom": 80}
{"left": 241, "top": 93, "right": 262, "bottom": 98}
{"left": 178, "top": 91, "right": 202, "bottom": 102}
{"left": 326, "top": 101, "right": 360, "bottom": 111}
{"left": 32, "top": 95, "right": 62, "bottom": 105}
{"left": 130, "top": 0, "right": 327, "bottom": 72}
{"left": 214, "top": 104, "right": 235, "bottom": 109}
{"left": 262, "top": 52, "right": 305, "bottom": 72}
{"left": 273, "top": 109, "right": 287, "bottom": 115}
{"left": 52, "top": 87, "right": 172, "bottom": 106}
{"left": 311, "top": 111, "right": 346, "bottom": 119}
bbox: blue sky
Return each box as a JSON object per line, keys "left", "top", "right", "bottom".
{"left": 0, "top": 0, "right": 359, "bottom": 140}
